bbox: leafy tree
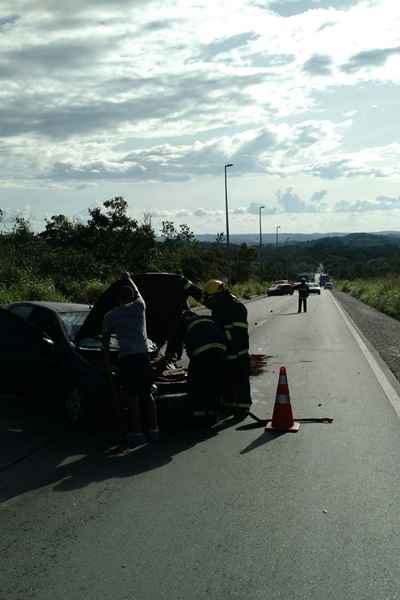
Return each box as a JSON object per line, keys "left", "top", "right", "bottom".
{"left": 13, "top": 216, "right": 34, "bottom": 241}
{"left": 161, "top": 220, "right": 177, "bottom": 241}
{"left": 41, "top": 214, "right": 78, "bottom": 248}
{"left": 177, "top": 224, "right": 195, "bottom": 242}
{"left": 87, "top": 197, "right": 137, "bottom": 232}
{"left": 232, "top": 244, "right": 257, "bottom": 282}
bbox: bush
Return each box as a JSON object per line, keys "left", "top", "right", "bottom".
{"left": 232, "top": 280, "right": 269, "bottom": 299}
{"left": 73, "top": 280, "right": 108, "bottom": 304}
{"left": 0, "top": 277, "right": 66, "bottom": 303}
{"left": 339, "top": 276, "right": 400, "bottom": 320}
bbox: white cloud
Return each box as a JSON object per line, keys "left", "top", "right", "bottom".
{"left": 1, "top": 0, "right": 400, "bottom": 233}
{"left": 336, "top": 195, "right": 400, "bottom": 212}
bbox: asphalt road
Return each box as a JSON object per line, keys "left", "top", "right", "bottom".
{"left": 2, "top": 291, "right": 400, "bottom": 599}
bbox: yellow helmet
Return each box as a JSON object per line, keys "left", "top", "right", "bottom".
{"left": 204, "top": 279, "right": 225, "bottom": 297}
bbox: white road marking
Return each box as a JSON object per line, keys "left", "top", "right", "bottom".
{"left": 330, "top": 292, "right": 400, "bottom": 419}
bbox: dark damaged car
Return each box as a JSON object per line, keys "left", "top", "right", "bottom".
{"left": 2, "top": 273, "right": 202, "bottom": 426}
{"left": 267, "top": 280, "right": 295, "bottom": 296}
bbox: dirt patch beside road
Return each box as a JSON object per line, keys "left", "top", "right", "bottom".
{"left": 334, "top": 290, "right": 400, "bottom": 382}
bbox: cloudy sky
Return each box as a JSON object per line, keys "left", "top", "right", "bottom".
{"left": 1, "top": 0, "right": 400, "bottom": 234}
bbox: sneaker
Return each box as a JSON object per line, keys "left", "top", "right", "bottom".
{"left": 126, "top": 432, "right": 147, "bottom": 447}
{"left": 148, "top": 429, "right": 160, "bottom": 442}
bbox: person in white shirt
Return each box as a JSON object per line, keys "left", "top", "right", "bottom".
{"left": 103, "top": 281, "right": 159, "bottom": 445}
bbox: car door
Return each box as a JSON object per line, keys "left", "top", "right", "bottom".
{"left": 0, "top": 308, "right": 58, "bottom": 398}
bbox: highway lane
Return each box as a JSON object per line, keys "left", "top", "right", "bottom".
{"left": 2, "top": 290, "right": 400, "bottom": 599}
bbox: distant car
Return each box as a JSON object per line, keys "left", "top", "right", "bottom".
{"left": 267, "top": 281, "right": 294, "bottom": 296}
{"left": 324, "top": 282, "right": 333, "bottom": 290}
{"left": 307, "top": 283, "right": 321, "bottom": 295}
{"left": 293, "top": 281, "right": 321, "bottom": 295}
{"left": 319, "top": 273, "right": 330, "bottom": 287}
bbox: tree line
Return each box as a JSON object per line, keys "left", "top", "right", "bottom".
{"left": 1, "top": 197, "right": 400, "bottom": 304}
{"left": 0, "top": 197, "right": 259, "bottom": 303}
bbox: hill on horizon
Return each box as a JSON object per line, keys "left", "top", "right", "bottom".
{"left": 194, "top": 231, "right": 400, "bottom": 245}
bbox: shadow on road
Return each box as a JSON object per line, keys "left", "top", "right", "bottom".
{"left": 240, "top": 430, "right": 285, "bottom": 455}
{"left": 236, "top": 421, "right": 264, "bottom": 430}
{"left": 0, "top": 411, "right": 245, "bottom": 503}
{"left": 0, "top": 397, "right": 58, "bottom": 472}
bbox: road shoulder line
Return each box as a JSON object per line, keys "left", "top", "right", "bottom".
{"left": 330, "top": 291, "right": 400, "bottom": 420}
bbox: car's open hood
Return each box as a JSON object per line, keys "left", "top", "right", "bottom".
{"left": 75, "top": 272, "right": 201, "bottom": 349}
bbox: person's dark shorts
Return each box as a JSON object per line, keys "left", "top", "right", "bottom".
{"left": 118, "top": 353, "right": 152, "bottom": 396}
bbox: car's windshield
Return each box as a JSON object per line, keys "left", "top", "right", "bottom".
{"left": 59, "top": 311, "right": 89, "bottom": 341}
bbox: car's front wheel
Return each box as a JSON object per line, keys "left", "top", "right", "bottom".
{"left": 65, "top": 387, "right": 88, "bottom": 426}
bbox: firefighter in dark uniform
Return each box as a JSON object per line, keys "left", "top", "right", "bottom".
{"left": 166, "top": 310, "right": 227, "bottom": 420}
{"left": 203, "top": 280, "right": 251, "bottom": 418}
{"left": 296, "top": 277, "right": 309, "bottom": 313}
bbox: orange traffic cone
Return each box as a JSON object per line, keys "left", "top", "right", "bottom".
{"left": 266, "top": 367, "right": 300, "bottom": 432}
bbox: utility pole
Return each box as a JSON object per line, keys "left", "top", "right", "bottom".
{"left": 259, "top": 205, "right": 265, "bottom": 249}
{"left": 275, "top": 224, "right": 281, "bottom": 248}
{"left": 224, "top": 163, "right": 233, "bottom": 248}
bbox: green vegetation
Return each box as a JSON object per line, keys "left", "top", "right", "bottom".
{"left": 339, "top": 277, "right": 400, "bottom": 320}
{"left": 3, "top": 198, "right": 400, "bottom": 308}
{"left": 231, "top": 280, "right": 269, "bottom": 300}
{"left": 0, "top": 198, "right": 267, "bottom": 304}
{"left": 187, "top": 280, "right": 269, "bottom": 307}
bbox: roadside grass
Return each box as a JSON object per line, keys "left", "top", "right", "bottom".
{"left": 0, "top": 278, "right": 110, "bottom": 306}
{"left": 338, "top": 277, "right": 400, "bottom": 320}
{"left": 0, "top": 278, "right": 67, "bottom": 304}
{"left": 232, "top": 279, "right": 269, "bottom": 300}
{"left": 62, "top": 279, "right": 110, "bottom": 305}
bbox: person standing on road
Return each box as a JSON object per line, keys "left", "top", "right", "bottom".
{"left": 166, "top": 310, "right": 227, "bottom": 422}
{"left": 103, "top": 281, "right": 159, "bottom": 446}
{"left": 203, "top": 280, "right": 252, "bottom": 418}
{"left": 296, "top": 277, "right": 310, "bottom": 313}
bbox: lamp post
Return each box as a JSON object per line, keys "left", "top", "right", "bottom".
{"left": 224, "top": 163, "right": 233, "bottom": 248}
{"left": 259, "top": 205, "right": 265, "bottom": 249}
{"left": 275, "top": 224, "right": 281, "bottom": 248}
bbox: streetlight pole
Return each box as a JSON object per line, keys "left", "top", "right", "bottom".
{"left": 224, "top": 163, "right": 233, "bottom": 248}
{"left": 275, "top": 224, "right": 281, "bottom": 248}
{"left": 259, "top": 205, "right": 265, "bottom": 249}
